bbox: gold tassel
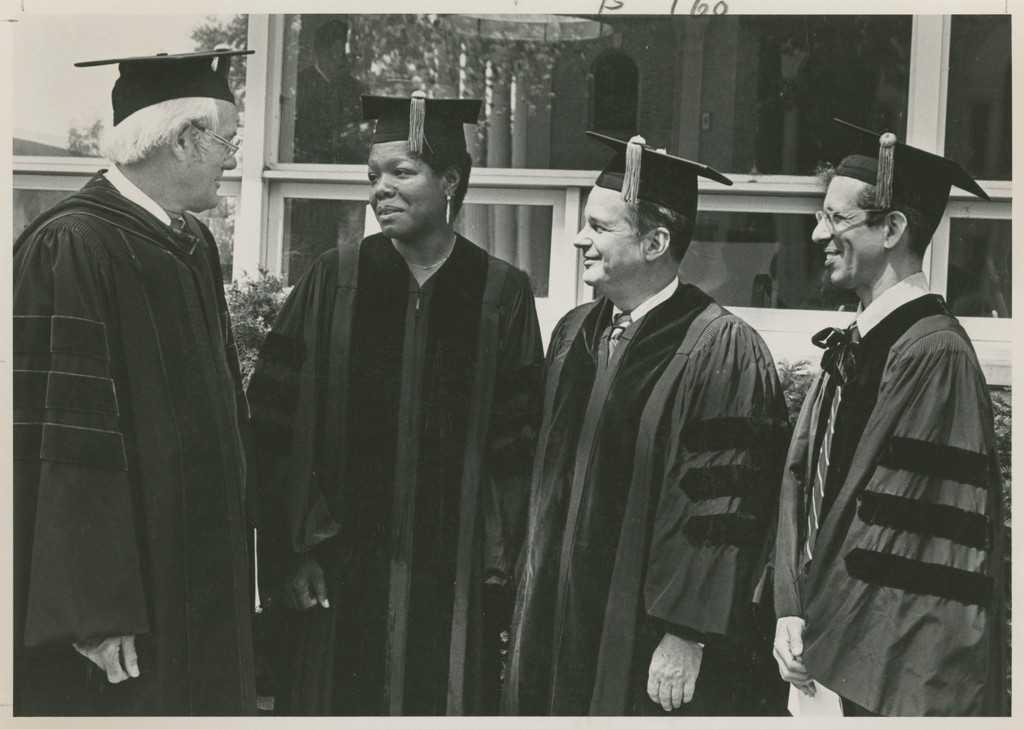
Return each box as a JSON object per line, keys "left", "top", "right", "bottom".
{"left": 622, "top": 135, "right": 646, "bottom": 204}
{"left": 875, "top": 132, "right": 897, "bottom": 208}
{"left": 408, "top": 90, "right": 427, "bottom": 154}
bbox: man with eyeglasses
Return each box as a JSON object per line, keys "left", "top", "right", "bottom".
{"left": 13, "top": 50, "right": 256, "bottom": 715}
{"left": 772, "top": 120, "right": 1007, "bottom": 716}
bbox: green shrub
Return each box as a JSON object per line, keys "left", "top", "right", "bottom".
{"left": 775, "top": 359, "right": 817, "bottom": 426}
{"left": 226, "top": 270, "right": 289, "bottom": 387}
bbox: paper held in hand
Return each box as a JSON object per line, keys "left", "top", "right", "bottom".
{"left": 788, "top": 681, "right": 843, "bottom": 716}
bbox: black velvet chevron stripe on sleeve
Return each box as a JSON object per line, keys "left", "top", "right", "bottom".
{"left": 844, "top": 548, "right": 993, "bottom": 606}
{"left": 677, "top": 463, "right": 761, "bottom": 501}
{"left": 680, "top": 416, "right": 788, "bottom": 452}
{"left": 857, "top": 490, "right": 991, "bottom": 550}
{"left": 682, "top": 512, "right": 764, "bottom": 546}
{"left": 879, "top": 436, "right": 990, "bottom": 489}
{"left": 14, "top": 314, "right": 110, "bottom": 362}
{"left": 13, "top": 315, "right": 126, "bottom": 471}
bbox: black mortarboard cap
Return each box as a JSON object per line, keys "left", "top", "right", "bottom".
{"left": 75, "top": 49, "right": 253, "bottom": 126}
{"left": 832, "top": 118, "right": 989, "bottom": 233}
{"left": 362, "top": 92, "right": 481, "bottom": 157}
{"left": 586, "top": 132, "right": 732, "bottom": 219}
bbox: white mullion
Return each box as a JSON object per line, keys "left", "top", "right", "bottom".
{"left": 925, "top": 216, "right": 951, "bottom": 296}
{"left": 234, "top": 14, "right": 272, "bottom": 281}
{"left": 264, "top": 14, "right": 288, "bottom": 168}
{"left": 544, "top": 186, "right": 580, "bottom": 328}
{"left": 905, "top": 15, "right": 951, "bottom": 152}
{"left": 263, "top": 191, "right": 286, "bottom": 279}
{"left": 906, "top": 15, "right": 952, "bottom": 296}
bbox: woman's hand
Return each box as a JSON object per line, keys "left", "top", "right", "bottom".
{"left": 285, "top": 556, "right": 330, "bottom": 610}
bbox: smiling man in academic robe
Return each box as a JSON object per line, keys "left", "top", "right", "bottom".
{"left": 13, "top": 50, "right": 256, "bottom": 715}
{"left": 772, "top": 120, "right": 1008, "bottom": 716}
{"left": 504, "top": 133, "right": 788, "bottom": 716}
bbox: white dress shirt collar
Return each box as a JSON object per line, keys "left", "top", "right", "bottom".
{"left": 613, "top": 277, "right": 679, "bottom": 324}
{"left": 855, "top": 272, "right": 930, "bottom": 336}
{"left": 103, "top": 165, "right": 171, "bottom": 226}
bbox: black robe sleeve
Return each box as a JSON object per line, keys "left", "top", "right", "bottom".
{"left": 247, "top": 255, "right": 339, "bottom": 598}
{"left": 644, "top": 315, "right": 788, "bottom": 644}
{"left": 482, "top": 269, "right": 544, "bottom": 585}
{"left": 14, "top": 218, "right": 150, "bottom": 646}
{"left": 793, "top": 325, "right": 1007, "bottom": 715}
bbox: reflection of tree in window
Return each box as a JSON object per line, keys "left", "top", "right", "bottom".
{"left": 684, "top": 211, "right": 858, "bottom": 311}
{"left": 947, "top": 219, "right": 1012, "bottom": 318}
{"left": 945, "top": 15, "right": 1011, "bottom": 181}
{"left": 591, "top": 50, "right": 637, "bottom": 136}
{"left": 294, "top": 18, "right": 369, "bottom": 163}
{"left": 749, "top": 16, "right": 910, "bottom": 175}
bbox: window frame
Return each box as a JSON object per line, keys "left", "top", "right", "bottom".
{"left": 11, "top": 13, "right": 1012, "bottom": 384}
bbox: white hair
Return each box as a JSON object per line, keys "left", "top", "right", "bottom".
{"left": 100, "top": 97, "right": 222, "bottom": 165}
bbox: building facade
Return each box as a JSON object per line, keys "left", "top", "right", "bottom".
{"left": 12, "top": 13, "right": 1012, "bottom": 383}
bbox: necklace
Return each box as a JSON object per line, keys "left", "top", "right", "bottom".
{"left": 403, "top": 236, "right": 456, "bottom": 270}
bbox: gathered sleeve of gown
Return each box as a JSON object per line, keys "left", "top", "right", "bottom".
{"left": 643, "top": 315, "right": 788, "bottom": 644}
{"left": 246, "top": 254, "right": 339, "bottom": 597}
{"left": 14, "top": 218, "right": 150, "bottom": 646}
{"left": 481, "top": 268, "right": 545, "bottom": 585}
{"left": 806, "top": 327, "right": 1007, "bottom": 714}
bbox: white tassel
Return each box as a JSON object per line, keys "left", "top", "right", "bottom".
{"left": 408, "top": 90, "right": 427, "bottom": 154}
{"left": 876, "top": 132, "right": 897, "bottom": 208}
{"left": 622, "top": 135, "right": 646, "bottom": 204}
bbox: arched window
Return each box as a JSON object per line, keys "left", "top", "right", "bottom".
{"left": 591, "top": 50, "right": 638, "bottom": 136}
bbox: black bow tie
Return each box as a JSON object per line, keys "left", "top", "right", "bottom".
{"left": 812, "top": 324, "right": 861, "bottom": 385}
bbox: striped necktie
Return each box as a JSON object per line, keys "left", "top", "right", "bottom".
{"left": 802, "top": 324, "right": 859, "bottom": 567}
{"left": 596, "top": 312, "right": 632, "bottom": 374}
{"left": 802, "top": 384, "right": 841, "bottom": 566}
{"left": 607, "top": 312, "right": 632, "bottom": 359}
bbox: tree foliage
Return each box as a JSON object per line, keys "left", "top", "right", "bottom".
{"left": 67, "top": 119, "right": 104, "bottom": 157}
{"left": 190, "top": 15, "right": 250, "bottom": 109}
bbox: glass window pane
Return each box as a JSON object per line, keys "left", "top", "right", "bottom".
{"left": 282, "top": 198, "right": 552, "bottom": 295}
{"left": 278, "top": 14, "right": 910, "bottom": 175}
{"left": 14, "top": 14, "right": 248, "bottom": 157}
{"left": 681, "top": 211, "right": 859, "bottom": 311}
{"left": 947, "top": 218, "right": 1011, "bottom": 318}
{"left": 455, "top": 204, "right": 551, "bottom": 296}
{"left": 194, "top": 196, "right": 240, "bottom": 281}
{"left": 945, "top": 16, "right": 1011, "bottom": 181}
{"left": 283, "top": 199, "right": 369, "bottom": 285}
{"left": 14, "top": 189, "right": 75, "bottom": 237}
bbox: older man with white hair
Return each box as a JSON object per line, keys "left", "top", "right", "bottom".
{"left": 13, "top": 49, "right": 256, "bottom": 716}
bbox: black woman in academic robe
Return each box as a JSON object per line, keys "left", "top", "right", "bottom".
{"left": 247, "top": 93, "right": 544, "bottom": 716}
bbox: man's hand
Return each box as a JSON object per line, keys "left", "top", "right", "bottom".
{"left": 647, "top": 633, "right": 703, "bottom": 712}
{"left": 773, "top": 616, "right": 815, "bottom": 696}
{"left": 285, "top": 555, "right": 329, "bottom": 610}
{"left": 73, "top": 634, "right": 140, "bottom": 684}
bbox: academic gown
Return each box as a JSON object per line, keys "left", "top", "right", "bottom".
{"left": 247, "top": 234, "right": 543, "bottom": 715}
{"left": 504, "top": 284, "right": 788, "bottom": 716}
{"left": 13, "top": 174, "right": 256, "bottom": 715}
{"left": 774, "top": 295, "right": 1008, "bottom": 716}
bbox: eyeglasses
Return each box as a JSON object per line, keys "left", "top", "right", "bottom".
{"left": 814, "top": 208, "right": 888, "bottom": 237}
{"left": 190, "top": 122, "right": 240, "bottom": 156}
